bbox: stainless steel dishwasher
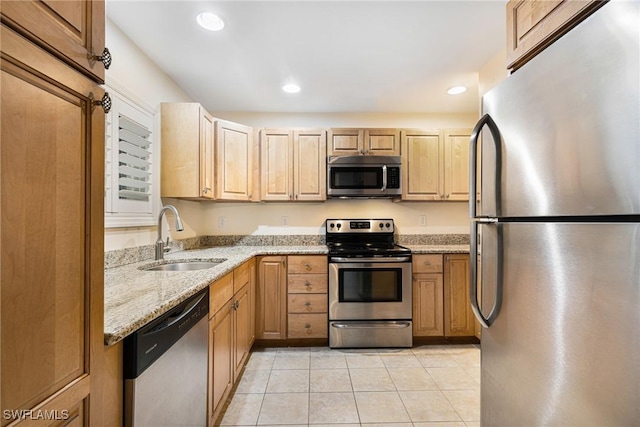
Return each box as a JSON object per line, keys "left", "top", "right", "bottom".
{"left": 124, "top": 288, "right": 209, "bottom": 427}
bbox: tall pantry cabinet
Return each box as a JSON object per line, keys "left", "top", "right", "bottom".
{"left": 1, "top": 1, "right": 108, "bottom": 425}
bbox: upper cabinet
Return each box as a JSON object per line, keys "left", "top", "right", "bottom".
{"left": 161, "top": 103, "right": 215, "bottom": 200}
{"left": 160, "top": 104, "right": 256, "bottom": 201}
{"left": 1, "top": 0, "right": 108, "bottom": 83}
{"left": 215, "top": 120, "right": 256, "bottom": 201}
{"left": 328, "top": 128, "right": 400, "bottom": 156}
{"left": 506, "top": 0, "right": 605, "bottom": 71}
{"left": 401, "top": 129, "right": 471, "bottom": 201}
{"left": 1, "top": 16, "right": 105, "bottom": 427}
{"left": 260, "top": 128, "right": 327, "bottom": 201}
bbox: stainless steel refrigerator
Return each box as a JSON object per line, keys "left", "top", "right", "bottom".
{"left": 469, "top": 1, "right": 639, "bottom": 425}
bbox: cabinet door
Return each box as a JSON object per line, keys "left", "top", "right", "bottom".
{"left": 249, "top": 259, "right": 257, "bottom": 346}
{"left": 1, "top": 24, "right": 104, "bottom": 425}
{"left": 363, "top": 129, "right": 400, "bottom": 156}
{"left": 216, "top": 120, "right": 254, "bottom": 201}
{"left": 412, "top": 273, "right": 444, "bottom": 337}
{"left": 444, "top": 254, "right": 475, "bottom": 336}
{"left": 256, "top": 256, "right": 287, "bottom": 339}
{"left": 401, "top": 130, "right": 443, "bottom": 200}
{"left": 443, "top": 130, "right": 471, "bottom": 201}
{"left": 233, "top": 284, "right": 251, "bottom": 380}
{"left": 294, "top": 129, "right": 327, "bottom": 201}
{"left": 327, "top": 128, "right": 363, "bottom": 156}
{"left": 200, "top": 110, "right": 215, "bottom": 199}
{"left": 506, "top": 0, "right": 603, "bottom": 71}
{"left": 1, "top": 0, "right": 107, "bottom": 82}
{"left": 208, "top": 301, "right": 233, "bottom": 426}
{"left": 161, "top": 103, "right": 214, "bottom": 199}
{"left": 260, "top": 129, "right": 293, "bottom": 201}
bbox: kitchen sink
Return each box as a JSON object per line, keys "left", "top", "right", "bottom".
{"left": 141, "top": 260, "right": 225, "bottom": 272}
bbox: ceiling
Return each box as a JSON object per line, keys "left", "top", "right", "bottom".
{"left": 107, "top": 1, "right": 506, "bottom": 114}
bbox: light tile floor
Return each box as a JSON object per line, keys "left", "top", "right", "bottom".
{"left": 219, "top": 345, "right": 480, "bottom": 426}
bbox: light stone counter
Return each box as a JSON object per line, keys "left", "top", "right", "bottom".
{"left": 104, "top": 245, "right": 327, "bottom": 345}
{"left": 104, "top": 241, "right": 469, "bottom": 345}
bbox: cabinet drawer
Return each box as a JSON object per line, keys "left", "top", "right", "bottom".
{"left": 288, "top": 314, "right": 328, "bottom": 338}
{"left": 287, "top": 255, "right": 327, "bottom": 274}
{"left": 413, "top": 254, "right": 443, "bottom": 274}
{"left": 288, "top": 274, "right": 328, "bottom": 293}
{"left": 210, "top": 272, "right": 233, "bottom": 317}
{"left": 233, "top": 259, "right": 251, "bottom": 294}
{"left": 287, "top": 294, "right": 327, "bottom": 314}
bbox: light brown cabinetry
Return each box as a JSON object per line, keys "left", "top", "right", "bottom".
{"left": 506, "top": 0, "right": 604, "bottom": 71}
{"left": 216, "top": 120, "right": 256, "bottom": 201}
{"left": 161, "top": 103, "right": 215, "bottom": 199}
{"left": 1, "top": 12, "right": 105, "bottom": 427}
{"left": 260, "top": 128, "right": 327, "bottom": 201}
{"left": 287, "top": 256, "right": 328, "bottom": 339}
{"left": 443, "top": 254, "right": 475, "bottom": 336}
{"left": 412, "top": 255, "right": 445, "bottom": 336}
{"left": 208, "top": 262, "right": 256, "bottom": 426}
{"left": 1, "top": 0, "right": 107, "bottom": 82}
{"left": 328, "top": 128, "right": 400, "bottom": 156}
{"left": 412, "top": 254, "right": 476, "bottom": 338}
{"left": 256, "top": 256, "right": 288, "bottom": 340}
{"left": 401, "top": 129, "right": 471, "bottom": 201}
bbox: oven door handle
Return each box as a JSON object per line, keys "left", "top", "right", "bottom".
{"left": 330, "top": 256, "right": 412, "bottom": 263}
{"left": 331, "top": 321, "right": 412, "bottom": 329}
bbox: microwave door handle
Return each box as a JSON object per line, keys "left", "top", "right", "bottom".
{"left": 382, "top": 164, "right": 387, "bottom": 192}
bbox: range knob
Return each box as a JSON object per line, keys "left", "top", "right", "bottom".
{"left": 379, "top": 223, "right": 384, "bottom": 228}
{"left": 386, "top": 222, "right": 391, "bottom": 228}
{"left": 329, "top": 223, "right": 335, "bottom": 228}
{"left": 336, "top": 223, "right": 342, "bottom": 229}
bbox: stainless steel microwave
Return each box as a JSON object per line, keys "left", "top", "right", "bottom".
{"left": 327, "top": 155, "right": 402, "bottom": 198}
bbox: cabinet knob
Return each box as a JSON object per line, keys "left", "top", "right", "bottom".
{"left": 248, "top": 193, "right": 252, "bottom": 199}
{"left": 90, "top": 92, "right": 112, "bottom": 113}
{"left": 90, "top": 47, "right": 112, "bottom": 70}
{"left": 424, "top": 261, "right": 431, "bottom": 266}
{"left": 304, "top": 263, "right": 312, "bottom": 271}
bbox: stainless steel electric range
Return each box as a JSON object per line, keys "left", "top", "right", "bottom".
{"left": 326, "top": 218, "right": 413, "bottom": 348}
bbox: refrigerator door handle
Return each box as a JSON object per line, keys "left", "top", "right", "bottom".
{"left": 470, "top": 219, "right": 503, "bottom": 328}
{"left": 469, "top": 113, "right": 502, "bottom": 219}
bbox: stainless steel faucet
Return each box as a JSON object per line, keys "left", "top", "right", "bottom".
{"left": 155, "top": 205, "right": 184, "bottom": 260}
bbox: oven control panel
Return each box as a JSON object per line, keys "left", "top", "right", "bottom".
{"left": 326, "top": 219, "right": 395, "bottom": 233}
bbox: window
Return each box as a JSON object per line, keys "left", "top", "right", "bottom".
{"left": 105, "top": 86, "right": 158, "bottom": 227}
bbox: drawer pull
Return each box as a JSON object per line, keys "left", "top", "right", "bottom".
{"left": 304, "top": 263, "right": 312, "bottom": 271}
{"left": 305, "top": 281, "right": 313, "bottom": 291}
{"left": 424, "top": 261, "right": 431, "bottom": 266}
{"left": 305, "top": 302, "right": 312, "bottom": 311}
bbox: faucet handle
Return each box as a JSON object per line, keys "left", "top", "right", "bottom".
{"left": 164, "top": 237, "right": 171, "bottom": 253}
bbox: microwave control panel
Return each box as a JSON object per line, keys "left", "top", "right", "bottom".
{"left": 387, "top": 167, "right": 400, "bottom": 188}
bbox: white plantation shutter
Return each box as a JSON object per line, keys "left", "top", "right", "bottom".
{"left": 105, "top": 85, "right": 158, "bottom": 227}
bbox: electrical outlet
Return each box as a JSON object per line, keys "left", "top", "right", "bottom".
{"left": 218, "top": 216, "right": 226, "bottom": 228}
{"left": 281, "top": 216, "right": 288, "bottom": 226}
{"left": 419, "top": 215, "right": 427, "bottom": 226}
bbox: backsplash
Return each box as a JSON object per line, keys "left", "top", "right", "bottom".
{"left": 104, "top": 233, "right": 469, "bottom": 269}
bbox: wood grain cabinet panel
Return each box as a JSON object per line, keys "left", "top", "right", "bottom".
{"left": 1, "top": 22, "right": 104, "bottom": 426}
{"left": 208, "top": 300, "right": 233, "bottom": 426}
{"left": 413, "top": 273, "right": 445, "bottom": 337}
{"left": 1, "top": 0, "right": 107, "bottom": 82}
{"left": 444, "top": 254, "right": 475, "bottom": 336}
{"left": 328, "top": 128, "right": 399, "bottom": 156}
{"left": 506, "top": 0, "right": 605, "bottom": 71}
{"left": 256, "top": 256, "right": 287, "bottom": 340}
{"left": 216, "top": 120, "right": 255, "bottom": 201}
{"left": 161, "top": 103, "right": 215, "bottom": 200}
{"left": 401, "top": 129, "right": 471, "bottom": 201}
{"left": 260, "top": 128, "right": 326, "bottom": 201}
{"left": 363, "top": 129, "right": 400, "bottom": 156}
{"left": 287, "top": 255, "right": 328, "bottom": 339}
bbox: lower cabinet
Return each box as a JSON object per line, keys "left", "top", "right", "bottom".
{"left": 287, "top": 255, "right": 328, "bottom": 339}
{"left": 208, "top": 260, "right": 256, "bottom": 426}
{"left": 443, "top": 254, "right": 476, "bottom": 337}
{"left": 412, "top": 254, "right": 476, "bottom": 338}
{"left": 256, "top": 256, "right": 287, "bottom": 340}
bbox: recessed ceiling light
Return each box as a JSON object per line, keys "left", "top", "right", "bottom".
{"left": 447, "top": 86, "right": 467, "bottom": 95}
{"left": 282, "top": 83, "right": 301, "bottom": 94}
{"left": 196, "top": 12, "right": 225, "bottom": 31}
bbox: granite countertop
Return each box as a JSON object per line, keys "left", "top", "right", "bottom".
{"left": 104, "top": 243, "right": 470, "bottom": 346}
